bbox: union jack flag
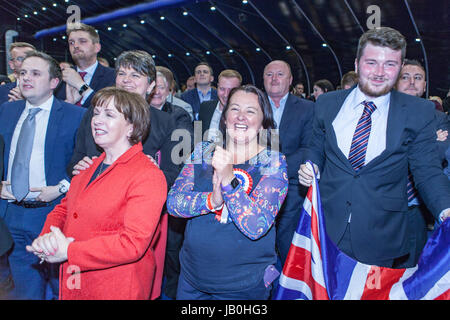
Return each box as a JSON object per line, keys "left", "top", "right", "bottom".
{"left": 275, "top": 163, "right": 450, "bottom": 300}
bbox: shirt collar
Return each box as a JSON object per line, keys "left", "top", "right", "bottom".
{"left": 197, "top": 87, "right": 211, "bottom": 97}
{"left": 26, "top": 94, "right": 54, "bottom": 111}
{"left": 268, "top": 92, "right": 289, "bottom": 109}
{"left": 77, "top": 60, "right": 98, "bottom": 76}
{"left": 353, "top": 86, "right": 390, "bottom": 113}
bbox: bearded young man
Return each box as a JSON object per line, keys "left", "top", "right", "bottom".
{"left": 298, "top": 27, "right": 450, "bottom": 268}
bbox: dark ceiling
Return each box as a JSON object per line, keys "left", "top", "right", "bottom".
{"left": 0, "top": 0, "right": 449, "bottom": 97}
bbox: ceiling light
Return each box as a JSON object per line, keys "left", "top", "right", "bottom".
{"left": 140, "top": 20, "right": 145, "bottom": 24}
{"left": 122, "top": 23, "right": 127, "bottom": 28}
{"left": 206, "top": 51, "right": 211, "bottom": 55}
{"left": 183, "top": 11, "right": 188, "bottom": 16}
{"left": 160, "top": 16, "right": 165, "bottom": 20}
{"left": 286, "top": 45, "right": 291, "bottom": 50}
{"left": 210, "top": 6, "right": 216, "bottom": 11}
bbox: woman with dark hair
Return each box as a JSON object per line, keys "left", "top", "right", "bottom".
{"left": 313, "top": 79, "right": 334, "bottom": 101}
{"left": 27, "top": 87, "right": 167, "bottom": 299}
{"left": 167, "top": 84, "right": 288, "bottom": 300}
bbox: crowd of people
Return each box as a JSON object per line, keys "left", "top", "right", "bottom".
{"left": 0, "top": 23, "right": 448, "bottom": 300}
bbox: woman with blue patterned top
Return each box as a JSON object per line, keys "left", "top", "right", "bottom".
{"left": 167, "top": 84, "right": 288, "bottom": 300}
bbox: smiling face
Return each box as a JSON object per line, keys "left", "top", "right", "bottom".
{"left": 115, "top": 66, "right": 155, "bottom": 99}
{"left": 19, "top": 56, "right": 59, "bottom": 106}
{"left": 224, "top": 90, "right": 264, "bottom": 146}
{"left": 217, "top": 76, "right": 241, "bottom": 110}
{"left": 150, "top": 74, "right": 170, "bottom": 109}
{"left": 355, "top": 43, "right": 402, "bottom": 98}
{"left": 91, "top": 97, "right": 133, "bottom": 152}
{"left": 396, "top": 64, "right": 426, "bottom": 97}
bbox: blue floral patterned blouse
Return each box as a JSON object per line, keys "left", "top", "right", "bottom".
{"left": 167, "top": 142, "right": 288, "bottom": 293}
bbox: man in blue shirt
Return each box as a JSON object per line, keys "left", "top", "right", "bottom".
{"left": 181, "top": 62, "right": 218, "bottom": 120}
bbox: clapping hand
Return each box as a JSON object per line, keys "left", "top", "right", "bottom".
{"left": 26, "top": 226, "right": 74, "bottom": 264}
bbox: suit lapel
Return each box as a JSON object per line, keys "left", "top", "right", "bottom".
{"left": 325, "top": 89, "right": 356, "bottom": 172}
{"left": 363, "top": 90, "right": 406, "bottom": 170}
{"left": 2, "top": 102, "right": 26, "bottom": 175}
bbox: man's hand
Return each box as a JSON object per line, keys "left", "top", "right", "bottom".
{"left": 8, "top": 86, "right": 24, "bottom": 102}
{"left": 0, "top": 181, "right": 16, "bottom": 200}
{"left": 441, "top": 209, "right": 450, "bottom": 221}
{"left": 72, "top": 156, "right": 96, "bottom": 176}
{"left": 436, "top": 129, "right": 448, "bottom": 142}
{"left": 62, "top": 67, "right": 85, "bottom": 91}
{"left": 30, "top": 185, "right": 62, "bottom": 202}
{"left": 298, "top": 163, "right": 319, "bottom": 187}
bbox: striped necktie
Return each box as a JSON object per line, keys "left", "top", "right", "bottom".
{"left": 348, "top": 101, "right": 377, "bottom": 171}
{"left": 407, "top": 172, "right": 419, "bottom": 202}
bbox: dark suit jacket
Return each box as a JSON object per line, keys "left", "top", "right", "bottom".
{"left": 0, "top": 82, "right": 17, "bottom": 105}
{"left": 198, "top": 99, "right": 219, "bottom": 136}
{"left": 0, "top": 97, "right": 85, "bottom": 218}
{"left": 54, "top": 63, "right": 115, "bottom": 108}
{"left": 0, "top": 134, "right": 13, "bottom": 256}
{"left": 180, "top": 88, "right": 218, "bottom": 120}
{"left": 67, "top": 105, "right": 181, "bottom": 189}
{"left": 307, "top": 88, "right": 450, "bottom": 263}
{"left": 277, "top": 94, "right": 314, "bottom": 185}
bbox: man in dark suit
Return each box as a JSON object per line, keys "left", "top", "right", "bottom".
{"left": 198, "top": 69, "right": 242, "bottom": 143}
{"left": 299, "top": 27, "right": 450, "bottom": 268}
{"left": 181, "top": 62, "right": 218, "bottom": 120}
{"left": 263, "top": 60, "right": 314, "bottom": 266}
{"left": 0, "top": 51, "right": 85, "bottom": 299}
{"left": 54, "top": 23, "right": 115, "bottom": 108}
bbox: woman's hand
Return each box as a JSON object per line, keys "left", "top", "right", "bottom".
{"left": 26, "top": 226, "right": 74, "bottom": 264}
{"left": 211, "top": 146, "right": 235, "bottom": 185}
{"left": 72, "top": 156, "right": 97, "bottom": 176}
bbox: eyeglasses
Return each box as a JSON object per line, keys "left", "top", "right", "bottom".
{"left": 10, "top": 56, "right": 26, "bottom": 63}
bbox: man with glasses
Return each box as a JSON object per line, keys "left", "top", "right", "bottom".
{"left": 0, "top": 42, "right": 36, "bottom": 104}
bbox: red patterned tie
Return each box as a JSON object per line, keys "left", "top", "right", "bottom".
{"left": 75, "top": 71, "right": 87, "bottom": 106}
{"left": 348, "top": 101, "right": 377, "bottom": 171}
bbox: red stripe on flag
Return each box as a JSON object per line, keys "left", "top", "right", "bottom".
{"left": 283, "top": 244, "right": 329, "bottom": 300}
{"left": 434, "top": 289, "right": 450, "bottom": 300}
{"left": 360, "top": 266, "right": 406, "bottom": 300}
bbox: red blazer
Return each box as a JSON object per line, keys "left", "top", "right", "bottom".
{"left": 41, "top": 143, "right": 167, "bottom": 300}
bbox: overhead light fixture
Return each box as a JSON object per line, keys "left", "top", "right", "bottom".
{"left": 122, "top": 23, "right": 127, "bottom": 28}
{"left": 24, "top": 14, "right": 29, "bottom": 18}
{"left": 42, "top": 7, "right": 47, "bottom": 11}
{"left": 206, "top": 51, "right": 211, "bottom": 55}
{"left": 415, "top": 38, "right": 421, "bottom": 42}
{"left": 152, "top": 55, "right": 156, "bottom": 59}
{"left": 242, "top": 0, "right": 248, "bottom": 4}
{"left": 210, "top": 6, "right": 216, "bottom": 11}
{"left": 160, "top": 16, "right": 165, "bottom": 20}
{"left": 256, "top": 47, "right": 261, "bottom": 52}
{"left": 186, "top": 52, "right": 190, "bottom": 56}
{"left": 322, "top": 43, "right": 327, "bottom": 47}
{"left": 183, "top": 11, "right": 188, "bottom": 16}
{"left": 33, "top": 11, "right": 38, "bottom": 15}
{"left": 140, "top": 20, "right": 145, "bottom": 24}
{"left": 286, "top": 45, "right": 291, "bottom": 50}
{"left": 17, "top": 17, "right": 21, "bottom": 21}
{"left": 107, "top": 27, "right": 112, "bottom": 31}
{"left": 53, "top": 3, "right": 57, "bottom": 7}
{"left": 229, "top": 49, "right": 234, "bottom": 53}
{"left": 168, "top": 53, "right": 173, "bottom": 57}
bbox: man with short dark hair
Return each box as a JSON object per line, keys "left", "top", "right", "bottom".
{"left": 299, "top": 27, "right": 450, "bottom": 268}
{"left": 0, "top": 51, "right": 85, "bottom": 299}
{"left": 199, "top": 69, "right": 242, "bottom": 143}
{"left": 55, "top": 23, "right": 115, "bottom": 108}
{"left": 181, "top": 62, "right": 218, "bottom": 120}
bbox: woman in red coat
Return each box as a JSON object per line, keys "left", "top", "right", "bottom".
{"left": 26, "top": 87, "right": 167, "bottom": 300}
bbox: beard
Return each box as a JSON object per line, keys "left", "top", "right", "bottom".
{"left": 358, "top": 80, "right": 393, "bottom": 98}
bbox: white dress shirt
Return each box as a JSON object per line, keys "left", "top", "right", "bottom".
{"left": 332, "top": 86, "right": 390, "bottom": 164}
{"left": 77, "top": 60, "right": 98, "bottom": 105}
{"left": 7, "top": 95, "right": 54, "bottom": 200}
